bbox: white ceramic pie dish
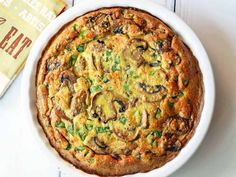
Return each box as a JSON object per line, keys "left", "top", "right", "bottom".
{"left": 21, "top": 0, "right": 215, "bottom": 176}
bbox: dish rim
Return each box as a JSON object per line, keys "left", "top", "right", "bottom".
{"left": 21, "top": 0, "right": 215, "bottom": 176}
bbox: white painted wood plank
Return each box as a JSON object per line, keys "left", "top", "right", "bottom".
{"left": 73, "top": 0, "right": 175, "bottom": 11}
{"left": 0, "top": 73, "right": 23, "bottom": 177}
{"left": 155, "top": 0, "right": 175, "bottom": 11}
{"left": 171, "top": 0, "right": 236, "bottom": 176}
{"left": 65, "top": 0, "right": 73, "bottom": 7}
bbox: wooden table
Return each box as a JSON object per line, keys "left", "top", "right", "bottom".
{"left": 1, "top": 0, "right": 236, "bottom": 176}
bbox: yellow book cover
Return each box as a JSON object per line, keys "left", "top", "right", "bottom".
{"left": 0, "top": 0, "right": 67, "bottom": 98}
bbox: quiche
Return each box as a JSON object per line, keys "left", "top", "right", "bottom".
{"left": 36, "top": 7, "right": 203, "bottom": 176}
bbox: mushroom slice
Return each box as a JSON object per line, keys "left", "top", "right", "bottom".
{"left": 46, "top": 58, "right": 61, "bottom": 71}
{"left": 141, "top": 110, "right": 149, "bottom": 129}
{"left": 74, "top": 56, "right": 87, "bottom": 76}
{"left": 95, "top": 13, "right": 111, "bottom": 31}
{"left": 50, "top": 108, "right": 69, "bottom": 141}
{"left": 89, "top": 91, "right": 117, "bottom": 122}
{"left": 92, "top": 54, "right": 97, "bottom": 71}
{"left": 130, "top": 38, "right": 148, "bottom": 51}
{"left": 50, "top": 101, "right": 72, "bottom": 122}
{"left": 92, "top": 54, "right": 103, "bottom": 75}
{"left": 54, "top": 108, "right": 72, "bottom": 122}
{"left": 163, "top": 116, "right": 191, "bottom": 136}
{"left": 84, "top": 136, "right": 109, "bottom": 155}
{"left": 156, "top": 36, "right": 172, "bottom": 53}
{"left": 131, "top": 97, "right": 139, "bottom": 107}
{"left": 70, "top": 90, "right": 88, "bottom": 116}
{"left": 113, "top": 127, "right": 140, "bottom": 142}
{"left": 162, "top": 116, "right": 191, "bottom": 152}
{"left": 138, "top": 82, "right": 167, "bottom": 102}
{"left": 59, "top": 70, "right": 77, "bottom": 93}
{"left": 94, "top": 137, "right": 107, "bottom": 149}
{"left": 112, "top": 95, "right": 129, "bottom": 113}
{"left": 123, "top": 38, "right": 148, "bottom": 67}
{"left": 111, "top": 154, "right": 122, "bottom": 160}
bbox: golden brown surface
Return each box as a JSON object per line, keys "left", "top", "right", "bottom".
{"left": 36, "top": 7, "right": 203, "bottom": 176}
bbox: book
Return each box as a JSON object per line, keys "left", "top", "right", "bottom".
{"left": 0, "top": 0, "right": 67, "bottom": 98}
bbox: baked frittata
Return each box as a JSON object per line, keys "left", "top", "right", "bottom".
{"left": 36, "top": 7, "right": 203, "bottom": 176}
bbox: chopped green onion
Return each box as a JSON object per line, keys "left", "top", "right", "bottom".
{"left": 111, "top": 64, "right": 120, "bottom": 72}
{"left": 123, "top": 82, "right": 129, "bottom": 93}
{"left": 65, "top": 143, "right": 71, "bottom": 150}
{"left": 128, "top": 70, "right": 134, "bottom": 77}
{"left": 75, "top": 146, "right": 86, "bottom": 152}
{"left": 105, "top": 50, "right": 112, "bottom": 62}
{"left": 55, "top": 121, "right": 65, "bottom": 128}
{"left": 114, "top": 56, "right": 120, "bottom": 64}
{"left": 86, "top": 77, "right": 93, "bottom": 86}
{"left": 96, "top": 126, "right": 110, "bottom": 133}
{"left": 119, "top": 117, "right": 128, "bottom": 125}
{"left": 69, "top": 55, "right": 77, "bottom": 66}
{"left": 111, "top": 56, "right": 121, "bottom": 72}
{"left": 90, "top": 85, "right": 103, "bottom": 93}
{"left": 66, "top": 124, "right": 74, "bottom": 135}
{"left": 73, "top": 24, "right": 78, "bottom": 31}
{"left": 76, "top": 127, "right": 88, "bottom": 141}
{"left": 151, "top": 140, "right": 157, "bottom": 147}
{"left": 134, "top": 110, "right": 140, "bottom": 118}
{"left": 77, "top": 44, "right": 85, "bottom": 53}
{"left": 149, "top": 70, "right": 156, "bottom": 76}
{"left": 178, "top": 91, "right": 184, "bottom": 97}
{"left": 45, "top": 84, "right": 49, "bottom": 91}
{"left": 85, "top": 124, "right": 93, "bottom": 130}
{"left": 147, "top": 130, "right": 162, "bottom": 139}
{"left": 79, "top": 30, "right": 87, "bottom": 39}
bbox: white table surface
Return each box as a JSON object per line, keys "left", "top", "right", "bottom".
{"left": 1, "top": 0, "right": 236, "bottom": 177}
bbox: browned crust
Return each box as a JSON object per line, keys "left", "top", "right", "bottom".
{"left": 35, "top": 7, "right": 204, "bottom": 176}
